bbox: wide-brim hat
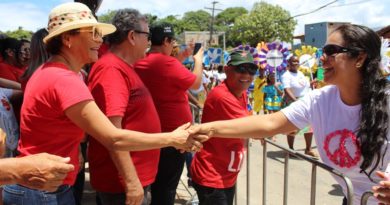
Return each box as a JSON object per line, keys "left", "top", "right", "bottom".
{"left": 43, "top": 2, "right": 116, "bottom": 44}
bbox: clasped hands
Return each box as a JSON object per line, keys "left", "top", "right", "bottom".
{"left": 171, "top": 123, "right": 211, "bottom": 152}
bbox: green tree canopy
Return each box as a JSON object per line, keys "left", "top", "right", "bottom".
{"left": 230, "top": 2, "right": 296, "bottom": 46}
{"left": 214, "top": 7, "right": 248, "bottom": 48}
{"left": 215, "top": 7, "right": 247, "bottom": 28}
{"left": 98, "top": 10, "right": 117, "bottom": 23}
{"left": 181, "top": 10, "right": 211, "bottom": 31}
{"left": 156, "top": 15, "right": 184, "bottom": 34}
{"left": 4, "top": 27, "right": 33, "bottom": 40}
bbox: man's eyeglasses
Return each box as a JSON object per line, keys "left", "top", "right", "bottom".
{"left": 322, "top": 44, "right": 360, "bottom": 58}
{"left": 232, "top": 65, "right": 257, "bottom": 75}
{"left": 78, "top": 26, "right": 103, "bottom": 41}
{"left": 134, "top": 30, "right": 150, "bottom": 39}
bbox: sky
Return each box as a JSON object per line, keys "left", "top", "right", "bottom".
{"left": 0, "top": 0, "right": 389, "bottom": 35}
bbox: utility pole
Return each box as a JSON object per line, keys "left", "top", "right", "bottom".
{"left": 205, "top": 1, "right": 222, "bottom": 46}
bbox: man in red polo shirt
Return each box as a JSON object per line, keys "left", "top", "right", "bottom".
{"left": 134, "top": 22, "right": 204, "bottom": 205}
{"left": 190, "top": 50, "right": 257, "bottom": 205}
{"left": 88, "top": 9, "right": 160, "bottom": 205}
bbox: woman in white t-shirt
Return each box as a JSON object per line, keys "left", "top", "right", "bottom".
{"left": 282, "top": 56, "right": 317, "bottom": 158}
{"left": 192, "top": 24, "right": 390, "bottom": 205}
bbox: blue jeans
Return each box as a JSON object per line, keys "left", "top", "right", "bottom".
{"left": 3, "top": 184, "right": 75, "bottom": 205}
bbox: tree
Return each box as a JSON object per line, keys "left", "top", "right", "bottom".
{"left": 145, "top": 13, "right": 158, "bottom": 26}
{"left": 230, "top": 2, "right": 296, "bottom": 46}
{"left": 98, "top": 10, "right": 117, "bottom": 23}
{"left": 156, "top": 15, "right": 184, "bottom": 34}
{"left": 5, "top": 27, "right": 33, "bottom": 40}
{"left": 181, "top": 10, "right": 211, "bottom": 31}
{"left": 215, "top": 7, "right": 247, "bottom": 28}
{"left": 214, "top": 7, "right": 248, "bottom": 48}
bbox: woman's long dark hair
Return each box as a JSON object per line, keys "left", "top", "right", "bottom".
{"left": 334, "top": 24, "right": 389, "bottom": 178}
{"left": 20, "top": 28, "right": 49, "bottom": 82}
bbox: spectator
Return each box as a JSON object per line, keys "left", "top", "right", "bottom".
{"left": 134, "top": 22, "right": 204, "bottom": 205}
{"left": 0, "top": 38, "right": 23, "bottom": 83}
{"left": 282, "top": 55, "right": 318, "bottom": 158}
{"left": 253, "top": 68, "right": 266, "bottom": 114}
{"left": 20, "top": 28, "right": 49, "bottom": 91}
{"left": 88, "top": 8, "right": 163, "bottom": 205}
{"left": 191, "top": 24, "right": 390, "bottom": 205}
{"left": 190, "top": 50, "right": 257, "bottom": 205}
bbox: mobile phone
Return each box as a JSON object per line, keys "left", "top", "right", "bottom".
{"left": 193, "top": 43, "right": 202, "bottom": 55}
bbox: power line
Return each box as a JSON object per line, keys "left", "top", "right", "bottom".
{"left": 288, "top": 0, "right": 338, "bottom": 20}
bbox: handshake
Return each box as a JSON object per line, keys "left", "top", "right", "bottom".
{"left": 169, "top": 122, "right": 211, "bottom": 152}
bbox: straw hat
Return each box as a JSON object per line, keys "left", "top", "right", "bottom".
{"left": 43, "top": 2, "right": 116, "bottom": 44}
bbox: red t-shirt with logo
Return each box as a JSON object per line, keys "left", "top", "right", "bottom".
{"left": 134, "top": 52, "right": 196, "bottom": 132}
{"left": 190, "top": 82, "right": 248, "bottom": 188}
{"left": 88, "top": 53, "right": 161, "bottom": 191}
{"left": 18, "top": 62, "right": 93, "bottom": 185}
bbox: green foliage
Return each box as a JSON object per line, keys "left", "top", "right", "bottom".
{"left": 215, "top": 7, "right": 247, "bottom": 27}
{"left": 156, "top": 15, "right": 184, "bottom": 34}
{"left": 98, "top": 10, "right": 117, "bottom": 23}
{"left": 4, "top": 27, "right": 33, "bottom": 40}
{"left": 181, "top": 10, "right": 211, "bottom": 31}
{"left": 230, "top": 2, "right": 296, "bottom": 46}
{"left": 214, "top": 7, "right": 248, "bottom": 48}
{"left": 145, "top": 13, "right": 158, "bottom": 25}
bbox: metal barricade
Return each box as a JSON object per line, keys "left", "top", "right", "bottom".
{"left": 261, "top": 138, "right": 354, "bottom": 205}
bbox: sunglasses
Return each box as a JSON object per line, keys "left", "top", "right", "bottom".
{"left": 78, "top": 26, "right": 103, "bottom": 41}
{"left": 322, "top": 44, "right": 360, "bottom": 57}
{"left": 232, "top": 65, "right": 257, "bottom": 75}
{"left": 134, "top": 30, "right": 151, "bottom": 39}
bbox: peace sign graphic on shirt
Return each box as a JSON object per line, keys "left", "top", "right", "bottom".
{"left": 324, "top": 129, "right": 361, "bottom": 168}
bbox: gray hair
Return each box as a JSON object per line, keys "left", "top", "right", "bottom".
{"left": 107, "top": 8, "right": 147, "bottom": 45}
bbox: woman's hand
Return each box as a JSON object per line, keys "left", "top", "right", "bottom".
{"left": 372, "top": 171, "right": 390, "bottom": 204}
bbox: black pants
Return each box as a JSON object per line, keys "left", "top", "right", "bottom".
{"left": 193, "top": 181, "right": 236, "bottom": 205}
{"left": 150, "top": 147, "right": 185, "bottom": 205}
{"left": 98, "top": 185, "right": 151, "bottom": 205}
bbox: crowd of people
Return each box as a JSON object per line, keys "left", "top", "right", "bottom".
{"left": 0, "top": 1, "right": 388, "bottom": 205}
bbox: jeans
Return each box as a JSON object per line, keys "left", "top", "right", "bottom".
{"left": 3, "top": 184, "right": 75, "bottom": 205}
{"left": 150, "top": 147, "right": 185, "bottom": 205}
{"left": 98, "top": 185, "right": 151, "bottom": 205}
{"left": 193, "top": 182, "right": 236, "bottom": 205}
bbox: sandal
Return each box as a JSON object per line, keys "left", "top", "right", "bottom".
{"left": 305, "top": 149, "right": 319, "bottom": 159}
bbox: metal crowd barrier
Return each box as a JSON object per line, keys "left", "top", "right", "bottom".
{"left": 185, "top": 104, "right": 373, "bottom": 205}
{"left": 261, "top": 138, "right": 354, "bottom": 205}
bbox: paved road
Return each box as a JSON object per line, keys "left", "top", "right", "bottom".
{"left": 82, "top": 134, "right": 345, "bottom": 205}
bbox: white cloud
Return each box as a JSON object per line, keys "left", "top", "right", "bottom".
{"left": 0, "top": 2, "right": 48, "bottom": 32}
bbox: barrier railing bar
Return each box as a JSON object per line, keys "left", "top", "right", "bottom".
{"left": 263, "top": 141, "right": 267, "bottom": 205}
{"left": 310, "top": 164, "right": 317, "bottom": 205}
{"left": 247, "top": 139, "right": 250, "bottom": 205}
{"left": 263, "top": 138, "right": 354, "bottom": 205}
{"left": 360, "top": 191, "right": 373, "bottom": 205}
{"left": 283, "top": 152, "right": 289, "bottom": 205}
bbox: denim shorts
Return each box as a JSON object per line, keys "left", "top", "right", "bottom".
{"left": 3, "top": 184, "right": 75, "bottom": 205}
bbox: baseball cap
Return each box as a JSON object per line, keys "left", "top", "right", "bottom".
{"left": 227, "top": 50, "right": 257, "bottom": 69}
{"left": 150, "top": 22, "right": 175, "bottom": 45}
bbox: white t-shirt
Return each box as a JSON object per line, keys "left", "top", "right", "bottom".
{"left": 0, "top": 88, "right": 19, "bottom": 153}
{"left": 281, "top": 70, "right": 310, "bottom": 98}
{"left": 190, "top": 73, "right": 209, "bottom": 94}
{"left": 281, "top": 85, "right": 390, "bottom": 205}
{"left": 217, "top": 72, "right": 226, "bottom": 83}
